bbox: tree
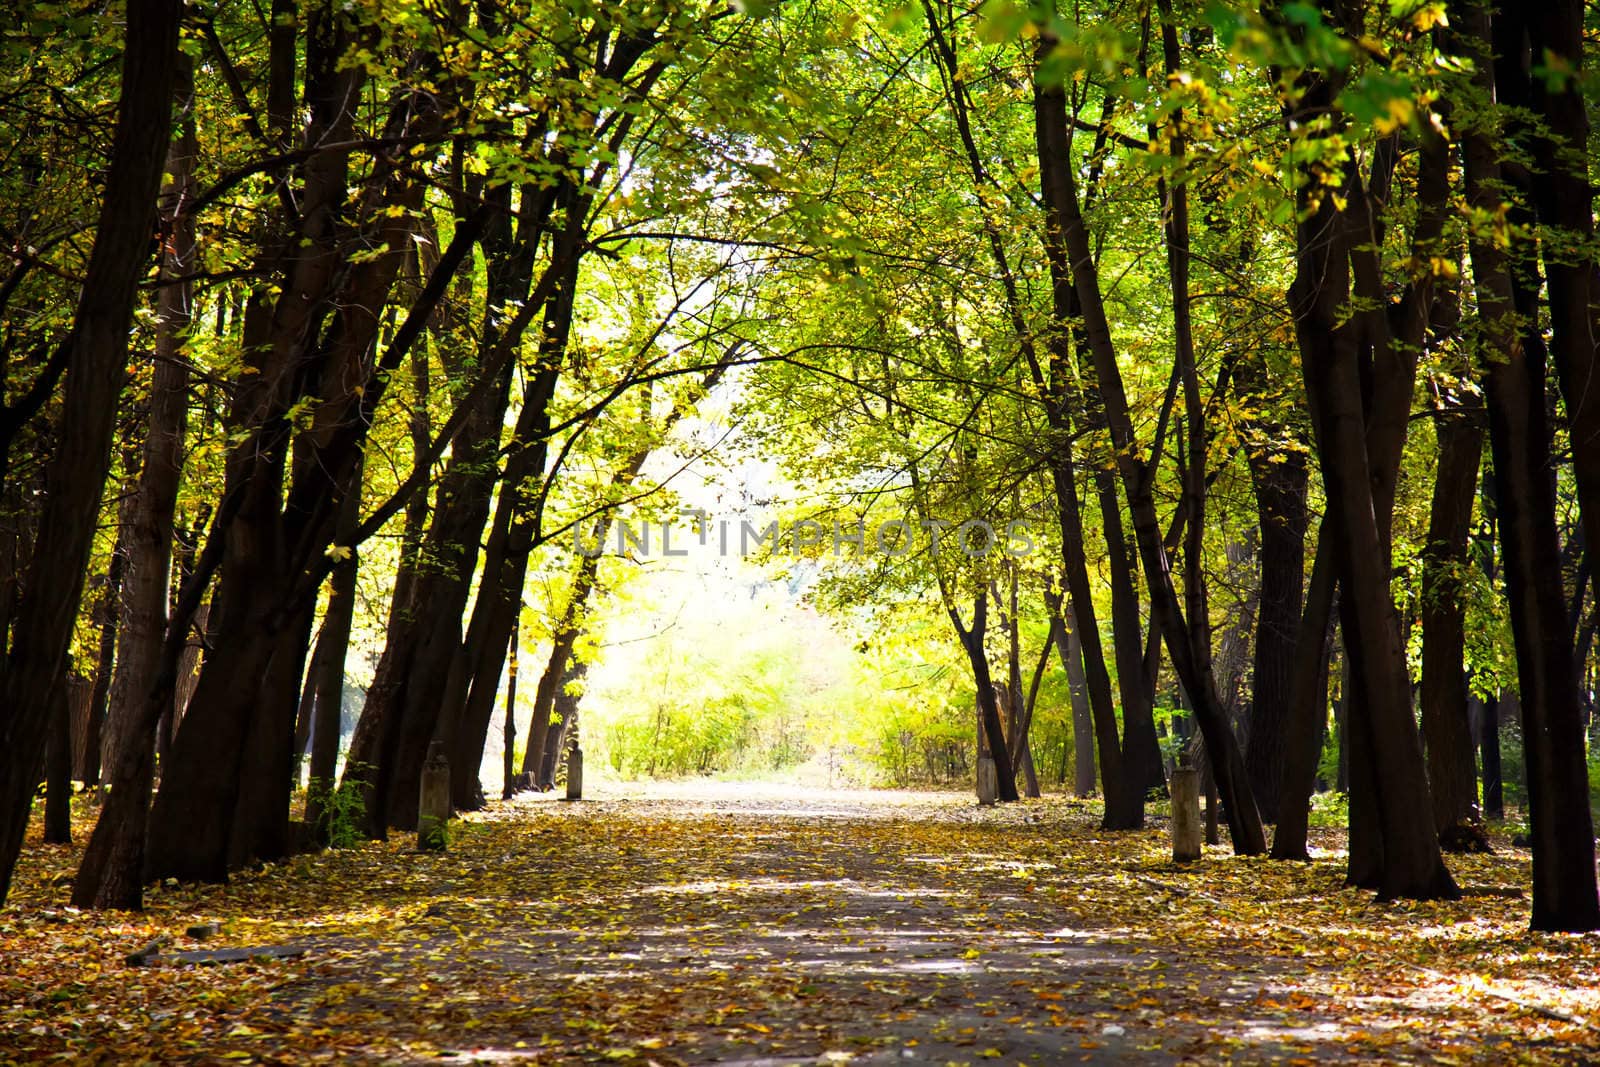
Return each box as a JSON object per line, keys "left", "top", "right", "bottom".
{"left": 0, "top": 0, "right": 181, "bottom": 905}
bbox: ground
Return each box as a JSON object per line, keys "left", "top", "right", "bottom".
{"left": 3, "top": 782, "right": 1598, "bottom": 1064}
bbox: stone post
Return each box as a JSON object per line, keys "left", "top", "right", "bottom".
{"left": 565, "top": 744, "right": 584, "bottom": 801}
{"left": 417, "top": 741, "right": 450, "bottom": 852}
{"left": 1171, "top": 765, "right": 1202, "bottom": 863}
{"left": 976, "top": 755, "right": 998, "bottom": 805}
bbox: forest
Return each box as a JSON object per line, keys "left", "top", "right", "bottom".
{"left": 2, "top": 0, "right": 1599, "bottom": 1060}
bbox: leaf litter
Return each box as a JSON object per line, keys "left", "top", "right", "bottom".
{"left": 2, "top": 782, "right": 1596, "bottom": 1064}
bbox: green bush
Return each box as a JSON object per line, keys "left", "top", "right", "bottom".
{"left": 307, "top": 770, "right": 367, "bottom": 849}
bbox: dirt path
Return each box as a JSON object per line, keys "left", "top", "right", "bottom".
{"left": 273, "top": 784, "right": 1591, "bottom": 1064}
{"left": 6, "top": 783, "right": 1597, "bottom": 1063}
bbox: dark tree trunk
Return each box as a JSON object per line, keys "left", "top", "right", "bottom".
{"left": 349, "top": 355, "right": 510, "bottom": 834}
{"left": 920, "top": 1, "right": 1128, "bottom": 819}
{"left": 1095, "top": 471, "right": 1164, "bottom": 793}
{"left": 523, "top": 555, "right": 599, "bottom": 781}
{"left": 1051, "top": 596, "right": 1096, "bottom": 798}
{"left": 1270, "top": 525, "right": 1336, "bottom": 859}
{"left": 425, "top": 35, "right": 663, "bottom": 815}
{"left": 44, "top": 676, "right": 72, "bottom": 844}
{"left": 148, "top": 7, "right": 467, "bottom": 878}
{"left": 1515, "top": 2, "right": 1600, "bottom": 645}
{"left": 501, "top": 621, "right": 519, "bottom": 799}
{"left": 0, "top": 0, "right": 180, "bottom": 905}
{"left": 82, "top": 549, "right": 124, "bottom": 789}
{"left": 102, "top": 49, "right": 197, "bottom": 810}
{"left": 1277, "top": 8, "right": 1457, "bottom": 898}
{"left": 1420, "top": 392, "right": 1485, "bottom": 843}
{"left": 304, "top": 465, "right": 361, "bottom": 847}
{"left": 953, "top": 590, "right": 1019, "bottom": 802}
{"left": 1245, "top": 447, "right": 1309, "bottom": 824}
{"left": 1031, "top": 81, "right": 1143, "bottom": 832}
{"left": 1296, "top": 260, "right": 1454, "bottom": 898}
{"left": 1159, "top": 2, "right": 1220, "bottom": 823}
{"left": 292, "top": 634, "right": 324, "bottom": 777}
{"left": 1013, "top": 592, "right": 1053, "bottom": 800}
{"left": 348, "top": 184, "right": 519, "bottom": 835}
{"left": 361, "top": 174, "right": 572, "bottom": 831}
{"left": 1456, "top": 0, "right": 1599, "bottom": 930}
{"left": 1034, "top": 38, "right": 1262, "bottom": 854}
{"left": 538, "top": 656, "right": 590, "bottom": 790}
{"left": 145, "top": 3, "right": 366, "bottom": 879}
{"left": 1479, "top": 693, "right": 1503, "bottom": 820}
{"left": 1476, "top": 294, "right": 1596, "bottom": 925}
{"left": 73, "top": 487, "right": 234, "bottom": 909}
{"left": 434, "top": 300, "right": 569, "bottom": 814}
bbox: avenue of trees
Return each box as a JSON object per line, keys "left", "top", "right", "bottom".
{"left": 2, "top": 0, "right": 1598, "bottom": 933}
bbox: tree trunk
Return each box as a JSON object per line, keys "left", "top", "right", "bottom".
{"left": 1277, "top": 15, "right": 1457, "bottom": 898}
{"left": 523, "top": 554, "right": 599, "bottom": 781}
{"left": 1455, "top": 0, "right": 1599, "bottom": 929}
{"left": 0, "top": 0, "right": 180, "bottom": 905}
{"left": 149, "top": 4, "right": 464, "bottom": 877}
{"left": 1032, "top": 84, "right": 1142, "bottom": 832}
{"left": 292, "top": 634, "right": 325, "bottom": 781}
{"left": 1159, "top": 1, "right": 1219, "bottom": 821}
{"left": 304, "top": 465, "right": 362, "bottom": 847}
{"left": 1479, "top": 693, "right": 1503, "bottom": 819}
{"left": 1295, "top": 239, "right": 1455, "bottom": 897}
{"left": 349, "top": 359, "right": 510, "bottom": 833}
{"left": 538, "top": 654, "right": 591, "bottom": 790}
{"left": 1034, "top": 40, "right": 1262, "bottom": 854}
{"left": 434, "top": 336, "right": 567, "bottom": 814}
{"left": 1270, "top": 524, "right": 1336, "bottom": 859}
{"left": 82, "top": 538, "right": 128, "bottom": 788}
{"left": 1095, "top": 470, "right": 1164, "bottom": 793}
{"left": 956, "top": 590, "right": 1019, "bottom": 803}
{"left": 44, "top": 676, "right": 72, "bottom": 845}
{"left": 1245, "top": 447, "right": 1309, "bottom": 824}
{"left": 501, "top": 621, "right": 519, "bottom": 799}
{"left": 348, "top": 183, "right": 524, "bottom": 837}
{"left": 1420, "top": 394, "right": 1485, "bottom": 843}
{"left": 1050, "top": 596, "right": 1096, "bottom": 798}
{"left": 101, "top": 46, "right": 197, "bottom": 809}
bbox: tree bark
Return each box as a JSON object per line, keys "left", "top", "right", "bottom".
{"left": 1094, "top": 470, "right": 1164, "bottom": 793}
{"left": 1454, "top": 0, "right": 1599, "bottom": 929}
{"left": 82, "top": 550, "right": 124, "bottom": 789}
{"left": 1479, "top": 692, "right": 1503, "bottom": 820}
{"left": 102, "top": 46, "right": 197, "bottom": 813}
{"left": 0, "top": 0, "right": 180, "bottom": 905}
{"left": 1270, "top": 523, "right": 1336, "bottom": 859}
{"left": 1032, "top": 81, "right": 1143, "bottom": 831}
{"left": 1274, "top": 1, "right": 1457, "bottom": 898}
{"left": 1034, "top": 36, "right": 1263, "bottom": 854}
{"left": 501, "top": 620, "right": 519, "bottom": 799}
{"left": 304, "top": 459, "right": 362, "bottom": 847}
{"left": 953, "top": 590, "right": 1020, "bottom": 803}
{"left": 44, "top": 675, "right": 72, "bottom": 845}
{"left": 433, "top": 263, "right": 572, "bottom": 814}
{"left": 1420, "top": 393, "right": 1485, "bottom": 843}
{"left": 523, "top": 555, "right": 599, "bottom": 781}
{"left": 348, "top": 180, "right": 525, "bottom": 837}
{"left": 1158, "top": 0, "right": 1218, "bottom": 818}
{"left": 147, "top": 7, "right": 469, "bottom": 878}
{"left": 1244, "top": 447, "right": 1309, "bottom": 824}
{"left": 1048, "top": 594, "right": 1097, "bottom": 798}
